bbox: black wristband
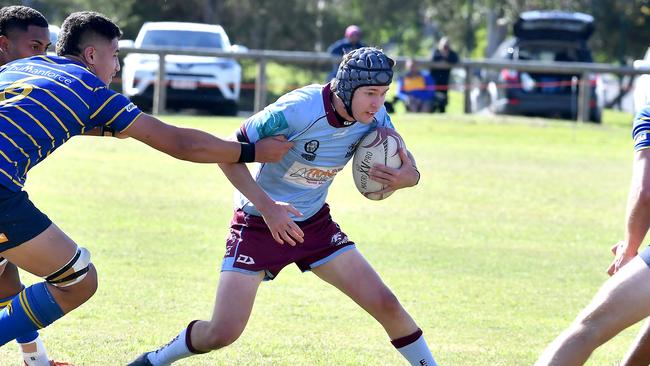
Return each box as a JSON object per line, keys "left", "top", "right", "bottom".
{"left": 238, "top": 142, "right": 256, "bottom": 163}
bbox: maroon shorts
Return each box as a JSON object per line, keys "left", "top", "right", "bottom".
{"left": 221, "top": 204, "right": 355, "bottom": 280}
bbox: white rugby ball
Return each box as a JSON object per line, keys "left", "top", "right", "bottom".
{"left": 352, "top": 127, "right": 405, "bottom": 200}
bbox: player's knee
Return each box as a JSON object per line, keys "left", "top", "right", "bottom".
{"left": 373, "top": 289, "right": 405, "bottom": 318}
{"left": 75, "top": 263, "right": 98, "bottom": 300}
{"left": 202, "top": 323, "right": 244, "bottom": 350}
{"left": 571, "top": 316, "right": 613, "bottom": 347}
{"left": 44, "top": 247, "right": 98, "bottom": 300}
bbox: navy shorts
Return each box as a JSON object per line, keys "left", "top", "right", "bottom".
{"left": 0, "top": 185, "right": 51, "bottom": 254}
{"left": 221, "top": 204, "right": 355, "bottom": 280}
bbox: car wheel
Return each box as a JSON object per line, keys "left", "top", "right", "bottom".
{"left": 589, "top": 108, "right": 602, "bottom": 124}
{"left": 216, "top": 100, "right": 239, "bottom": 116}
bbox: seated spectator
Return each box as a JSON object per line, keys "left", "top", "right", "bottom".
{"left": 396, "top": 58, "right": 436, "bottom": 113}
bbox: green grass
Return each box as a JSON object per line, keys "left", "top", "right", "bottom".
{"left": 0, "top": 110, "right": 641, "bottom": 365}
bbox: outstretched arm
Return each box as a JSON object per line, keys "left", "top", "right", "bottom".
{"left": 609, "top": 149, "right": 650, "bottom": 275}
{"left": 119, "top": 113, "right": 292, "bottom": 163}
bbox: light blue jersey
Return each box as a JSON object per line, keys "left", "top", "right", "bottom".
{"left": 236, "top": 83, "right": 395, "bottom": 220}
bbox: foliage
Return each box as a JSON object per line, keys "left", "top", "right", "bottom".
{"left": 10, "top": 0, "right": 650, "bottom": 62}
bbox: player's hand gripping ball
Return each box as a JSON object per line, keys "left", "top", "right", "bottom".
{"left": 352, "top": 127, "right": 404, "bottom": 200}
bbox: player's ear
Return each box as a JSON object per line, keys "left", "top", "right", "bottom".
{"left": 0, "top": 35, "right": 10, "bottom": 52}
{"left": 82, "top": 45, "right": 96, "bottom": 66}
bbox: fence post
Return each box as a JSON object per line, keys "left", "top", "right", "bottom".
{"left": 254, "top": 58, "right": 267, "bottom": 113}
{"left": 464, "top": 65, "right": 473, "bottom": 114}
{"left": 152, "top": 52, "right": 166, "bottom": 115}
{"left": 577, "top": 71, "right": 590, "bottom": 123}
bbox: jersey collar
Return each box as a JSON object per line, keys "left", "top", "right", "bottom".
{"left": 322, "top": 83, "right": 356, "bottom": 128}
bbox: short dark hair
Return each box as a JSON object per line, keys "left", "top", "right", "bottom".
{"left": 0, "top": 6, "right": 48, "bottom": 36}
{"left": 57, "top": 11, "right": 122, "bottom": 56}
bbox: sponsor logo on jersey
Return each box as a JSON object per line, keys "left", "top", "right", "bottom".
{"left": 302, "top": 139, "right": 319, "bottom": 161}
{"left": 0, "top": 233, "right": 8, "bottom": 244}
{"left": 125, "top": 103, "right": 136, "bottom": 112}
{"left": 283, "top": 161, "right": 344, "bottom": 188}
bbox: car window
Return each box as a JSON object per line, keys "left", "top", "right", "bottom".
{"left": 141, "top": 30, "right": 225, "bottom": 49}
{"left": 515, "top": 43, "right": 590, "bottom": 63}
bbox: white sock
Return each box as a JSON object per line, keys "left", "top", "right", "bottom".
{"left": 20, "top": 336, "right": 50, "bottom": 366}
{"left": 393, "top": 330, "right": 438, "bottom": 366}
{"left": 147, "top": 321, "right": 203, "bottom": 365}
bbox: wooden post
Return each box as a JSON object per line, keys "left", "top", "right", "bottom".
{"left": 577, "top": 71, "right": 590, "bottom": 122}
{"left": 254, "top": 58, "right": 267, "bottom": 113}
{"left": 152, "top": 52, "right": 167, "bottom": 115}
{"left": 464, "top": 65, "right": 473, "bottom": 114}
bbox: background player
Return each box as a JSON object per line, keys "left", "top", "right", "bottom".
{"left": 0, "top": 10, "right": 291, "bottom": 355}
{"left": 130, "top": 47, "right": 437, "bottom": 366}
{"left": 0, "top": 6, "right": 71, "bottom": 366}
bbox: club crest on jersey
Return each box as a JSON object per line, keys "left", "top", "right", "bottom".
{"left": 301, "top": 139, "right": 320, "bottom": 161}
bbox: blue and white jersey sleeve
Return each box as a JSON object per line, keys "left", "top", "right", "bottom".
{"left": 633, "top": 105, "right": 650, "bottom": 151}
{"left": 90, "top": 87, "right": 142, "bottom": 132}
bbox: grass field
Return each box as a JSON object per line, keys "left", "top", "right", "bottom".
{"left": 0, "top": 108, "right": 642, "bottom": 365}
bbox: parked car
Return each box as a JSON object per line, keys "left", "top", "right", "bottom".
{"left": 121, "top": 21, "right": 243, "bottom": 115}
{"left": 472, "top": 10, "right": 603, "bottom": 123}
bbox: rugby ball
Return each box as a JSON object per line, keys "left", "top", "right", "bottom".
{"left": 352, "top": 127, "right": 405, "bottom": 200}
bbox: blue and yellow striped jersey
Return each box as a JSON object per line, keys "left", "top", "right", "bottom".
{"left": 0, "top": 55, "right": 142, "bottom": 191}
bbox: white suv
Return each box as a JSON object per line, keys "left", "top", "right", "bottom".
{"left": 121, "top": 22, "right": 242, "bottom": 115}
{"left": 634, "top": 47, "right": 650, "bottom": 115}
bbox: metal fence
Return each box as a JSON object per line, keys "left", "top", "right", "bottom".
{"left": 119, "top": 46, "right": 650, "bottom": 122}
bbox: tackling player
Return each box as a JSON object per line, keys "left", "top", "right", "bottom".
{"left": 129, "top": 47, "right": 437, "bottom": 366}
{"left": 535, "top": 104, "right": 650, "bottom": 365}
{"left": 0, "top": 10, "right": 292, "bottom": 355}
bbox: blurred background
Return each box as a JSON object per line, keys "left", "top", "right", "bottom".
{"left": 11, "top": 0, "right": 650, "bottom": 121}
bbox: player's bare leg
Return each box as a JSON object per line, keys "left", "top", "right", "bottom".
{"left": 0, "top": 223, "right": 98, "bottom": 346}
{"left": 620, "top": 318, "right": 650, "bottom": 366}
{"left": 312, "top": 248, "right": 437, "bottom": 366}
{"left": 535, "top": 257, "right": 650, "bottom": 366}
{"left": 130, "top": 271, "right": 263, "bottom": 365}
{"left": 191, "top": 271, "right": 263, "bottom": 350}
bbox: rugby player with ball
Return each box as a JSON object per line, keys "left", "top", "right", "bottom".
{"left": 130, "top": 47, "right": 434, "bottom": 366}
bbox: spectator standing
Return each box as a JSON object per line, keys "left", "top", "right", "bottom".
{"left": 326, "top": 25, "right": 366, "bottom": 81}
{"left": 430, "top": 37, "right": 459, "bottom": 113}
